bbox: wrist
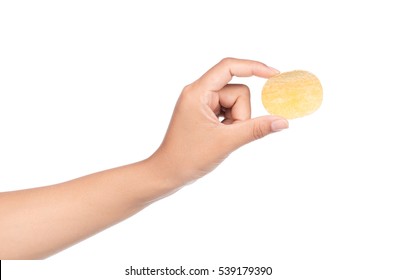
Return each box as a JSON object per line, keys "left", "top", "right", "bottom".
{"left": 133, "top": 155, "right": 186, "bottom": 204}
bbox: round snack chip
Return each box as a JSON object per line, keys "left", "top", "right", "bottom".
{"left": 261, "top": 70, "right": 323, "bottom": 119}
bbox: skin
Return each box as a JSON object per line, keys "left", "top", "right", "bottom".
{"left": 0, "top": 58, "right": 288, "bottom": 259}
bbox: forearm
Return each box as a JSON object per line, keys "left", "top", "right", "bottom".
{"left": 0, "top": 157, "right": 178, "bottom": 259}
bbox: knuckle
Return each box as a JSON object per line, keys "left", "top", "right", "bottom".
{"left": 181, "top": 83, "right": 193, "bottom": 95}
{"left": 240, "top": 84, "right": 251, "bottom": 97}
{"left": 220, "top": 57, "right": 235, "bottom": 65}
{"left": 180, "top": 83, "right": 195, "bottom": 100}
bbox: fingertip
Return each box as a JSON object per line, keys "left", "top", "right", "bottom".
{"left": 254, "top": 61, "right": 280, "bottom": 78}
{"left": 270, "top": 118, "right": 289, "bottom": 132}
{"left": 267, "top": 66, "right": 280, "bottom": 75}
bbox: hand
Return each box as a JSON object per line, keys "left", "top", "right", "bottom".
{"left": 150, "top": 58, "right": 289, "bottom": 186}
{"left": 0, "top": 58, "right": 289, "bottom": 259}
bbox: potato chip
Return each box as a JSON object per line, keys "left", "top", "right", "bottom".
{"left": 261, "top": 70, "right": 323, "bottom": 119}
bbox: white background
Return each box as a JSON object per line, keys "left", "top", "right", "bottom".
{"left": 1, "top": 0, "right": 394, "bottom": 279}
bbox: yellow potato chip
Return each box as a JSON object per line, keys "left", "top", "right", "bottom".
{"left": 261, "top": 70, "right": 323, "bottom": 119}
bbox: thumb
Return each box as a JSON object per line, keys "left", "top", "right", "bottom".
{"left": 222, "top": 116, "right": 289, "bottom": 150}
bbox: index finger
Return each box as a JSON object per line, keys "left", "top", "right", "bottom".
{"left": 196, "top": 58, "right": 280, "bottom": 92}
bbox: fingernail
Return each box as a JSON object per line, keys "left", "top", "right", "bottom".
{"left": 268, "top": 66, "right": 280, "bottom": 74}
{"left": 271, "top": 119, "right": 289, "bottom": 132}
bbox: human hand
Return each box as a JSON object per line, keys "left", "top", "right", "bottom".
{"left": 0, "top": 58, "right": 289, "bottom": 259}
{"left": 151, "top": 58, "right": 289, "bottom": 187}
{"left": 0, "top": 58, "right": 288, "bottom": 259}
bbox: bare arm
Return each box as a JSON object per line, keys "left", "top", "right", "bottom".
{"left": 0, "top": 159, "right": 178, "bottom": 259}
{"left": 0, "top": 58, "right": 288, "bottom": 259}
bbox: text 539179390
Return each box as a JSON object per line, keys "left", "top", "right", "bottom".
{"left": 125, "top": 266, "right": 272, "bottom": 277}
